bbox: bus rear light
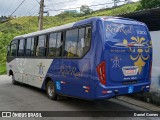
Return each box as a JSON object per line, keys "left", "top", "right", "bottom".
{"left": 96, "top": 61, "right": 106, "bottom": 85}
{"left": 83, "top": 86, "right": 90, "bottom": 93}
{"left": 102, "top": 90, "right": 108, "bottom": 94}
{"left": 102, "top": 90, "right": 112, "bottom": 94}
{"left": 83, "top": 86, "right": 90, "bottom": 90}
{"left": 85, "top": 90, "right": 89, "bottom": 92}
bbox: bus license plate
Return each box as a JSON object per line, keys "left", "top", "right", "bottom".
{"left": 122, "top": 66, "right": 139, "bottom": 76}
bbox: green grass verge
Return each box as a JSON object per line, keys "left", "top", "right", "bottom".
{"left": 0, "top": 63, "right": 6, "bottom": 75}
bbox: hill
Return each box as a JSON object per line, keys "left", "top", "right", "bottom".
{"left": 0, "top": 2, "right": 140, "bottom": 74}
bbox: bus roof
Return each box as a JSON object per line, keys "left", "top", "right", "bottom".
{"left": 13, "top": 16, "right": 145, "bottom": 40}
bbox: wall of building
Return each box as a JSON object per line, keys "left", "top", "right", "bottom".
{"left": 150, "top": 31, "right": 160, "bottom": 93}
{"left": 132, "top": 31, "right": 160, "bottom": 105}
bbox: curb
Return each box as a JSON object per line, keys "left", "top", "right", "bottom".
{"left": 117, "top": 96, "right": 160, "bottom": 112}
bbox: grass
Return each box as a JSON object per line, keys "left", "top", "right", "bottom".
{"left": 0, "top": 63, "right": 6, "bottom": 75}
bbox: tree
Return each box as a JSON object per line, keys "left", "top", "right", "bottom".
{"left": 141, "top": 0, "right": 160, "bottom": 9}
{"left": 0, "top": 16, "right": 8, "bottom": 22}
{"left": 58, "top": 11, "right": 79, "bottom": 18}
{"left": 80, "top": 5, "right": 92, "bottom": 15}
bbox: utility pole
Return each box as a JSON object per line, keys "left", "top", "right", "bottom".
{"left": 38, "top": 0, "right": 44, "bottom": 30}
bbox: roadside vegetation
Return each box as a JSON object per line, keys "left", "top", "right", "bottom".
{"left": 0, "top": 64, "right": 6, "bottom": 75}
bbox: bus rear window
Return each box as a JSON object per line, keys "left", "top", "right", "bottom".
{"left": 105, "top": 22, "right": 151, "bottom": 47}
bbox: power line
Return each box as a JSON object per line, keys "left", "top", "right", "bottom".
{"left": 4, "top": 0, "right": 15, "bottom": 16}
{"left": 47, "top": 1, "right": 126, "bottom": 11}
{"left": 25, "top": 5, "right": 38, "bottom": 15}
{"left": 35, "top": 0, "right": 40, "bottom": 5}
{"left": 48, "top": 0, "right": 78, "bottom": 5}
{"left": 25, "top": 2, "right": 39, "bottom": 7}
{"left": 46, "top": 0, "right": 125, "bottom": 7}
{"left": 0, "top": 0, "right": 39, "bottom": 32}
{"left": 48, "top": 0, "right": 58, "bottom": 14}
{"left": 9, "top": 0, "right": 26, "bottom": 17}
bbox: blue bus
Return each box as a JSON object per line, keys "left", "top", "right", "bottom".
{"left": 6, "top": 17, "right": 152, "bottom": 100}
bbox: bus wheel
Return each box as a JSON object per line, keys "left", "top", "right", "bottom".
{"left": 12, "top": 75, "right": 18, "bottom": 85}
{"left": 46, "top": 81, "right": 57, "bottom": 100}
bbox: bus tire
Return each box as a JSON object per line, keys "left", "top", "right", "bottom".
{"left": 46, "top": 80, "right": 57, "bottom": 100}
{"left": 12, "top": 75, "right": 18, "bottom": 85}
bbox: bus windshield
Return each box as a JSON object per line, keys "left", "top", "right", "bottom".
{"left": 105, "top": 22, "right": 151, "bottom": 47}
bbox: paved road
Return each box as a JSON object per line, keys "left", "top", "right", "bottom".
{"left": 0, "top": 75, "right": 159, "bottom": 120}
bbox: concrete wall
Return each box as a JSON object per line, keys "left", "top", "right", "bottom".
{"left": 150, "top": 31, "right": 160, "bottom": 93}
{"left": 132, "top": 31, "right": 160, "bottom": 105}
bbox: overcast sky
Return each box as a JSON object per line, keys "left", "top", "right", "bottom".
{"left": 0, "top": 0, "right": 140, "bottom": 17}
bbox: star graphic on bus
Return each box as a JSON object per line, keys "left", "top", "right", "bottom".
{"left": 37, "top": 62, "right": 45, "bottom": 75}
{"left": 111, "top": 56, "right": 122, "bottom": 68}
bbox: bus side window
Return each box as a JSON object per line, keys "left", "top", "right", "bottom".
{"left": 18, "top": 39, "right": 25, "bottom": 56}
{"left": 26, "top": 38, "right": 32, "bottom": 56}
{"left": 56, "top": 32, "right": 62, "bottom": 57}
{"left": 10, "top": 40, "right": 18, "bottom": 57}
{"left": 31, "top": 37, "right": 35, "bottom": 56}
{"left": 7, "top": 45, "right": 11, "bottom": 56}
{"left": 77, "top": 28, "right": 85, "bottom": 57}
{"left": 77, "top": 26, "right": 91, "bottom": 57}
{"left": 37, "top": 35, "right": 46, "bottom": 57}
{"left": 48, "top": 33, "right": 57, "bottom": 57}
{"left": 64, "top": 29, "right": 78, "bottom": 57}
{"left": 84, "top": 26, "right": 91, "bottom": 55}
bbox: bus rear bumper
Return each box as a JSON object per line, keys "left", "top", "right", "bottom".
{"left": 95, "top": 82, "right": 150, "bottom": 99}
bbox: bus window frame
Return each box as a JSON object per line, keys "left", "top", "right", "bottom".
{"left": 25, "top": 37, "right": 31, "bottom": 57}
{"left": 47, "top": 32, "right": 58, "bottom": 57}
{"left": 45, "top": 24, "right": 92, "bottom": 59}
{"left": 9, "top": 23, "right": 92, "bottom": 59}
{"left": 10, "top": 39, "right": 18, "bottom": 57}
{"left": 55, "top": 32, "right": 63, "bottom": 58}
{"left": 36, "top": 34, "right": 47, "bottom": 57}
{"left": 17, "top": 39, "right": 25, "bottom": 57}
{"left": 63, "top": 28, "right": 79, "bottom": 58}
{"left": 62, "top": 24, "right": 92, "bottom": 59}
{"left": 7, "top": 45, "right": 11, "bottom": 56}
